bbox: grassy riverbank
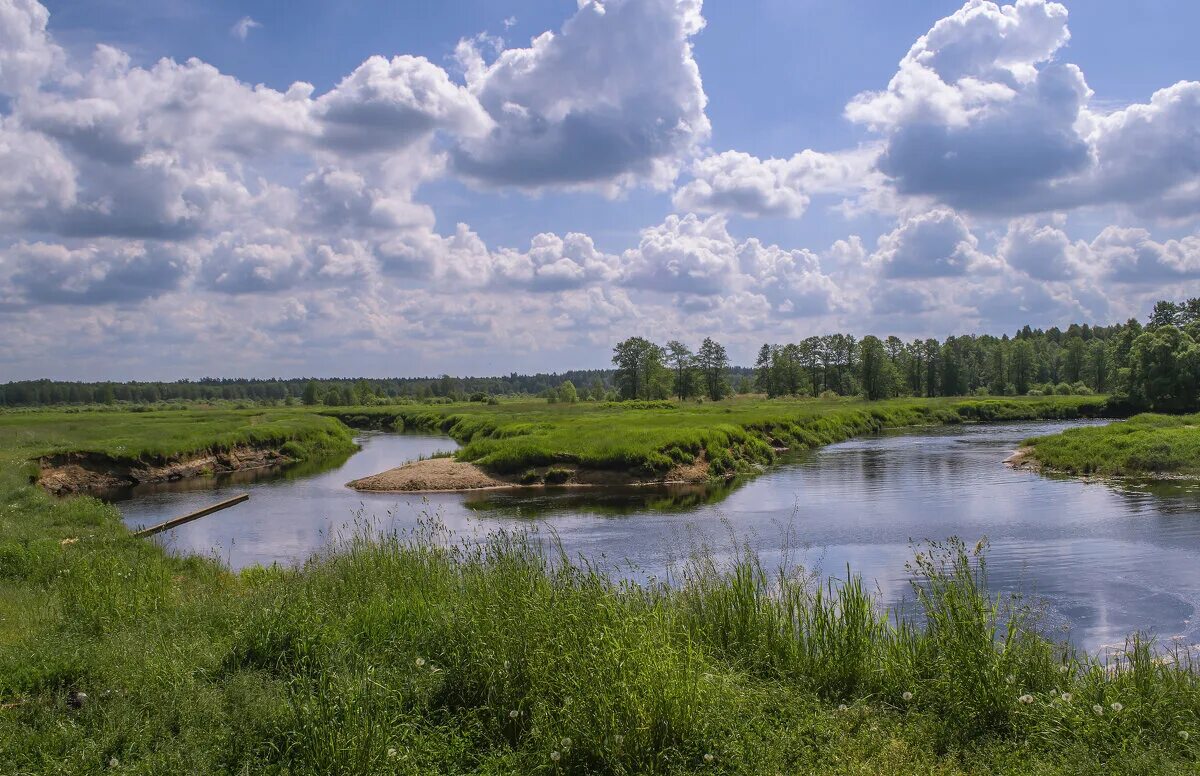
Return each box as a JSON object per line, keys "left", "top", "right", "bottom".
{"left": 2, "top": 398, "right": 1198, "bottom": 772}
{"left": 2, "top": 493, "right": 1197, "bottom": 773}
{"left": 1, "top": 408, "right": 357, "bottom": 486}
{"left": 329, "top": 395, "right": 1111, "bottom": 481}
{"left": 1023, "top": 412, "right": 1200, "bottom": 477}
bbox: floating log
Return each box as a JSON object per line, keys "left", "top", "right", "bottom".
{"left": 133, "top": 493, "right": 249, "bottom": 538}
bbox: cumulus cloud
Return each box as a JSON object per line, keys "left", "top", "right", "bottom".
{"left": 871, "top": 208, "right": 992, "bottom": 278}
{"left": 672, "top": 148, "right": 875, "bottom": 218}
{"left": 1089, "top": 226, "right": 1200, "bottom": 283}
{"left": 996, "top": 215, "right": 1090, "bottom": 281}
{"left": 1, "top": 240, "right": 189, "bottom": 305}
{"left": 451, "top": 0, "right": 709, "bottom": 192}
{"left": 314, "top": 55, "right": 492, "bottom": 154}
{"left": 0, "top": 0, "right": 62, "bottom": 95}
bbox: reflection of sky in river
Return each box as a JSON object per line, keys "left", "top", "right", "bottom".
{"left": 115, "top": 420, "right": 1200, "bottom": 653}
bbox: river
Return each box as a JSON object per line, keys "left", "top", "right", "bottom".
{"left": 113, "top": 419, "right": 1200, "bottom": 653}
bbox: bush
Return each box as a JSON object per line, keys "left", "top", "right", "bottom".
{"left": 543, "top": 467, "right": 572, "bottom": 484}
{"left": 1054, "top": 382, "right": 1074, "bottom": 396}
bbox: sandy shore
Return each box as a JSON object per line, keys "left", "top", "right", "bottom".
{"left": 347, "top": 455, "right": 715, "bottom": 493}
{"left": 348, "top": 458, "right": 512, "bottom": 492}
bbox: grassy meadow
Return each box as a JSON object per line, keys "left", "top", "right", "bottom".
{"left": 5, "top": 394, "right": 1200, "bottom": 773}
{"left": 1024, "top": 412, "right": 1200, "bottom": 477}
{"left": 327, "top": 394, "right": 1111, "bottom": 478}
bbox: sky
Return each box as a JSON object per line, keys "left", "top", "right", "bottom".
{"left": 2, "top": 0, "right": 1200, "bottom": 381}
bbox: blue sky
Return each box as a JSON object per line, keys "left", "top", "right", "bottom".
{"left": 3, "top": 0, "right": 1200, "bottom": 379}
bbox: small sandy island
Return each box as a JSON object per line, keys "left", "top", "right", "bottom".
{"left": 349, "top": 458, "right": 511, "bottom": 492}
{"left": 348, "top": 455, "right": 715, "bottom": 493}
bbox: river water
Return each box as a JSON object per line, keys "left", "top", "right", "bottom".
{"left": 113, "top": 420, "right": 1200, "bottom": 653}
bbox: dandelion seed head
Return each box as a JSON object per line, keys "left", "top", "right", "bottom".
{"left": 108, "top": 758, "right": 119, "bottom": 769}
{"left": 1059, "top": 665, "right": 1069, "bottom": 673}
{"left": 1061, "top": 692, "right": 1072, "bottom": 702}
{"left": 509, "top": 709, "right": 519, "bottom": 719}
{"left": 1093, "top": 704, "right": 1104, "bottom": 716}
{"left": 902, "top": 691, "right": 913, "bottom": 701}
{"left": 1018, "top": 694, "right": 1034, "bottom": 704}
{"left": 550, "top": 750, "right": 560, "bottom": 762}
{"left": 1111, "top": 702, "right": 1123, "bottom": 713}
{"left": 415, "top": 657, "right": 426, "bottom": 667}
{"left": 1180, "top": 730, "right": 1189, "bottom": 741}
{"left": 1006, "top": 674, "right": 1015, "bottom": 685}
{"left": 704, "top": 753, "right": 714, "bottom": 762}
{"left": 560, "top": 737, "right": 572, "bottom": 748}
{"left": 387, "top": 748, "right": 398, "bottom": 759}
{"left": 838, "top": 703, "right": 848, "bottom": 711}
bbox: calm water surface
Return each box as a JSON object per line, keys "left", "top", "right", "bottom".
{"left": 114, "top": 421, "right": 1200, "bottom": 652}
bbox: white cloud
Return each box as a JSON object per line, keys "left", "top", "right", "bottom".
{"left": 230, "top": 16, "right": 261, "bottom": 42}
{"left": 451, "top": 0, "right": 709, "bottom": 192}
{"left": 0, "top": 0, "right": 62, "bottom": 95}
{"left": 871, "top": 208, "right": 992, "bottom": 278}
{"left": 673, "top": 149, "right": 875, "bottom": 219}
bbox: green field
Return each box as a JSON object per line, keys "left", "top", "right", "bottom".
{"left": 4, "top": 396, "right": 1200, "bottom": 773}
{"left": 1024, "top": 412, "right": 1200, "bottom": 477}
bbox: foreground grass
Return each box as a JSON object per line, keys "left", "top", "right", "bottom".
{"left": 328, "top": 394, "right": 1111, "bottom": 478}
{"left": 1025, "top": 412, "right": 1200, "bottom": 477}
{"left": 1, "top": 481, "right": 1196, "bottom": 774}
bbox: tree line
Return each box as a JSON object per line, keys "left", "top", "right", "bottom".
{"left": 5, "top": 298, "right": 1200, "bottom": 411}
{"left": 751, "top": 297, "right": 1200, "bottom": 410}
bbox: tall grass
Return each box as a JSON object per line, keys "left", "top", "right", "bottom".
{"left": 1026, "top": 411, "right": 1200, "bottom": 476}
{"left": 2, "top": 481, "right": 1196, "bottom": 773}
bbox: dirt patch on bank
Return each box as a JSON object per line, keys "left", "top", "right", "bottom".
{"left": 39, "top": 446, "right": 293, "bottom": 496}
{"left": 1004, "top": 446, "right": 1040, "bottom": 472}
{"left": 348, "top": 454, "right": 717, "bottom": 493}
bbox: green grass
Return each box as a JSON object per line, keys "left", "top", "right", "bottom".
{"left": 325, "top": 394, "right": 1110, "bottom": 478}
{"left": 6, "top": 396, "right": 1197, "bottom": 773}
{"left": 0, "top": 408, "right": 357, "bottom": 474}
{"left": 1025, "top": 412, "right": 1200, "bottom": 477}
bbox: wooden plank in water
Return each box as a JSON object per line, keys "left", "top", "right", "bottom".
{"left": 133, "top": 493, "right": 249, "bottom": 538}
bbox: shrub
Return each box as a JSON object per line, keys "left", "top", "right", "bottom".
{"left": 543, "top": 467, "right": 572, "bottom": 484}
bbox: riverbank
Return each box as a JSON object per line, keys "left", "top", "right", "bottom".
{"left": 341, "top": 395, "right": 1113, "bottom": 492}
{"left": 2, "top": 408, "right": 357, "bottom": 496}
{"left": 2, "top": 403, "right": 1198, "bottom": 773}
{"left": 1020, "top": 412, "right": 1200, "bottom": 478}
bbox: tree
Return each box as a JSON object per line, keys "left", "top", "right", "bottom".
{"left": 754, "top": 343, "right": 775, "bottom": 397}
{"left": 859, "top": 336, "right": 895, "bottom": 400}
{"left": 1149, "top": 300, "right": 1182, "bottom": 328}
{"left": 612, "top": 337, "right": 667, "bottom": 400}
{"left": 1088, "top": 340, "right": 1110, "bottom": 394}
{"left": 1126, "top": 326, "right": 1200, "bottom": 410}
{"left": 695, "top": 337, "right": 730, "bottom": 401}
{"left": 1012, "top": 340, "right": 1034, "bottom": 395}
{"left": 558, "top": 380, "right": 579, "bottom": 403}
{"left": 666, "top": 340, "right": 697, "bottom": 400}
{"left": 301, "top": 380, "right": 320, "bottom": 406}
{"left": 1063, "top": 336, "right": 1086, "bottom": 384}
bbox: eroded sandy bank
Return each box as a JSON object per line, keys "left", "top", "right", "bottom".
{"left": 39, "top": 446, "right": 294, "bottom": 496}
{"left": 347, "top": 455, "right": 714, "bottom": 493}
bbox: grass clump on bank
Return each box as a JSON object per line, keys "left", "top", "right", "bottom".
{"left": 328, "top": 394, "right": 1111, "bottom": 479}
{"left": 1024, "top": 412, "right": 1200, "bottom": 477}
